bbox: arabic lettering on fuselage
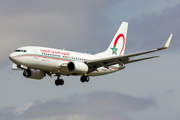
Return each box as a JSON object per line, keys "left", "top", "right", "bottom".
{"left": 40, "top": 49, "right": 70, "bottom": 56}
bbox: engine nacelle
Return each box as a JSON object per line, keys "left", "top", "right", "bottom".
{"left": 23, "top": 69, "right": 45, "bottom": 79}
{"left": 67, "top": 61, "right": 88, "bottom": 74}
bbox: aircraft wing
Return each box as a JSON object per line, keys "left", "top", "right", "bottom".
{"left": 86, "top": 34, "right": 172, "bottom": 72}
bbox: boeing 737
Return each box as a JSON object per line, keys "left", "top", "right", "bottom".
{"left": 9, "top": 22, "right": 172, "bottom": 86}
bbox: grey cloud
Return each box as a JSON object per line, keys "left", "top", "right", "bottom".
{"left": 0, "top": 91, "right": 156, "bottom": 120}
{"left": 0, "top": 0, "right": 121, "bottom": 63}
{"left": 0, "top": 0, "right": 118, "bottom": 16}
{"left": 126, "top": 2, "right": 180, "bottom": 52}
{"left": 2, "top": 1, "right": 180, "bottom": 64}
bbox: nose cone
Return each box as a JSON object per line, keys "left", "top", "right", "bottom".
{"left": 9, "top": 53, "right": 17, "bottom": 63}
{"left": 9, "top": 53, "right": 13, "bottom": 61}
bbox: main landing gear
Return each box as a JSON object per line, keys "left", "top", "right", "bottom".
{"left": 80, "top": 75, "right": 90, "bottom": 83}
{"left": 54, "top": 74, "right": 90, "bottom": 86}
{"left": 55, "top": 75, "right": 64, "bottom": 86}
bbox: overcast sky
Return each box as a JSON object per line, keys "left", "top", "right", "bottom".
{"left": 0, "top": 0, "right": 180, "bottom": 120}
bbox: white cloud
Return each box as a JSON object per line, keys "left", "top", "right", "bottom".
{"left": 13, "top": 103, "right": 33, "bottom": 115}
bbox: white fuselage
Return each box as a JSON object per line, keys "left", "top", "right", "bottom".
{"left": 9, "top": 46, "right": 124, "bottom": 76}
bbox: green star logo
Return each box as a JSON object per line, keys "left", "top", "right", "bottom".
{"left": 111, "top": 45, "right": 118, "bottom": 55}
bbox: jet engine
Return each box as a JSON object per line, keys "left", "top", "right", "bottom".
{"left": 23, "top": 69, "right": 45, "bottom": 79}
{"left": 67, "top": 61, "right": 88, "bottom": 74}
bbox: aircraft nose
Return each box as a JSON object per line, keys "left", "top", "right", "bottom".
{"left": 9, "top": 53, "right": 16, "bottom": 63}
{"left": 9, "top": 52, "right": 22, "bottom": 65}
{"left": 9, "top": 53, "right": 13, "bottom": 61}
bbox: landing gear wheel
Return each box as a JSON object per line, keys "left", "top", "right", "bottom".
{"left": 55, "top": 75, "right": 64, "bottom": 86}
{"left": 59, "top": 79, "right": 64, "bottom": 85}
{"left": 55, "top": 79, "right": 60, "bottom": 86}
{"left": 85, "top": 76, "right": 90, "bottom": 82}
{"left": 80, "top": 76, "right": 85, "bottom": 83}
{"left": 55, "top": 79, "right": 64, "bottom": 86}
{"left": 80, "top": 75, "right": 90, "bottom": 83}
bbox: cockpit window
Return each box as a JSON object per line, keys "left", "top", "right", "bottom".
{"left": 14, "top": 50, "right": 27, "bottom": 52}
{"left": 14, "top": 50, "right": 21, "bottom": 52}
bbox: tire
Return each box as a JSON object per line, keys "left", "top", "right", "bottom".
{"left": 59, "top": 79, "right": 64, "bottom": 85}
{"left": 85, "top": 76, "right": 90, "bottom": 82}
{"left": 55, "top": 79, "right": 60, "bottom": 86}
{"left": 80, "top": 76, "right": 85, "bottom": 83}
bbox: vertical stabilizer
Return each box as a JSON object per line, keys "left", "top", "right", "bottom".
{"left": 96, "top": 22, "right": 128, "bottom": 56}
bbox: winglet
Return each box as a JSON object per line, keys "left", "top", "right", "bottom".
{"left": 158, "top": 34, "right": 173, "bottom": 50}
{"left": 164, "top": 34, "right": 173, "bottom": 48}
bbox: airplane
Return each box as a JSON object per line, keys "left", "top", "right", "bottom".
{"left": 9, "top": 22, "right": 173, "bottom": 86}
